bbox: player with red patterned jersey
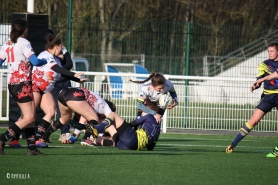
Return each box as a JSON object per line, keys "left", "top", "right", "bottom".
{"left": 42, "top": 87, "right": 113, "bottom": 144}
{"left": 0, "top": 19, "right": 47, "bottom": 155}
{"left": 31, "top": 33, "right": 87, "bottom": 148}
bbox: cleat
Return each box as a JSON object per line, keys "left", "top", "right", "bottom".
{"left": 80, "top": 139, "right": 97, "bottom": 147}
{"left": 9, "top": 140, "right": 22, "bottom": 148}
{"left": 68, "top": 136, "right": 77, "bottom": 144}
{"left": 35, "top": 139, "right": 48, "bottom": 148}
{"left": 266, "top": 146, "right": 278, "bottom": 157}
{"left": 59, "top": 134, "right": 63, "bottom": 141}
{"left": 61, "top": 133, "right": 72, "bottom": 144}
{"left": 26, "top": 149, "right": 45, "bottom": 155}
{"left": 86, "top": 123, "right": 98, "bottom": 139}
{"left": 226, "top": 144, "right": 235, "bottom": 153}
{"left": 0, "top": 141, "right": 5, "bottom": 154}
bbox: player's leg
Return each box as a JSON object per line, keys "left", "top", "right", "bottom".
{"left": 226, "top": 108, "right": 264, "bottom": 153}
{"left": 42, "top": 101, "right": 72, "bottom": 141}
{"left": 226, "top": 94, "right": 274, "bottom": 153}
{"left": 35, "top": 92, "right": 55, "bottom": 147}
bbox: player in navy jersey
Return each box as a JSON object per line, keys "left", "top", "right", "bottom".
{"left": 130, "top": 72, "right": 178, "bottom": 123}
{"left": 226, "top": 42, "right": 278, "bottom": 154}
{"left": 254, "top": 65, "right": 278, "bottom": 157}
{"left": 87, "top": 101, "right": 161, "bottom": 150}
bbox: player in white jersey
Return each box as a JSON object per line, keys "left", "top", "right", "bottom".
{"left": 32, "top": 33, "right": 87, "bottom": 148}
{"left": 0, "top": 19, "right": 47, "bottom": 155}
{"left": 42, "top": 87, "right": 116, "bottom": 145}
{"left": 130, "top": 72, "right": 178, "bottom": 123}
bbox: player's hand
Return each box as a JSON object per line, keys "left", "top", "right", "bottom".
{"left": 79, "top": 78, "right": 88, "bottom": 83}
{"left": 74, "top": 72, "right": 84, "bottom": 77}
{"left": 167, "top": 100, "right": 177, "bottom": 109}
{"left": 154, "top": 114, "right": 162, "bottom": 124}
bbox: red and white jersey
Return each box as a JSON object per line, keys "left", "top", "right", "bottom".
{"left": 32, "top": 51, "right": 61, "bottom": 93}
{"left": 0, "top": 38, "right": 34, "bottom": 84}
{"left": 139, "top": 79, "right": 175, "bottom": 102}
{"left": 80, "top": 87, "right": 112, "bottom": 116}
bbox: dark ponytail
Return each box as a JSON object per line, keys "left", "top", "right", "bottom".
{"left": 10, "top": 19, "right": 27, "bottom": 43}
{"left": 130, "top": 72, "right": 166, "bottom": 86}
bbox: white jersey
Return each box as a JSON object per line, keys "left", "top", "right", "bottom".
{"left": 139, "top": 79, "right": 176, "bottom": 102}
{"left": 32, "top": 51, "right": 61, "bottom": 93}
{"left": 0, "top": 38, "right": 34, "bottom": 84}
{"left": 80, "top": 87, "right": 112, "bottom": 116}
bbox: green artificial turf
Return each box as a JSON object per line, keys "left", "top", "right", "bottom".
{"left": 0, "top": 129, "right": 277, "bottom": 185}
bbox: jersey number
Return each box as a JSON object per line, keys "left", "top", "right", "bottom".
{"left": 5, "top": 47, "right": 14, "bottom": 62}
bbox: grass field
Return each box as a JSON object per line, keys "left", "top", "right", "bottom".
{"left": 0, "top": 128, "right": 277, "bottom": 185}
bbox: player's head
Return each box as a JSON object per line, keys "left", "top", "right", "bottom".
{"left": 268, "top": 42, "right": 278, "bottom": 60}
{"left": 129, "top": 72, "right": 166, "bottom": 91}
{"left": 145, "top": 101, "right": 159, "bottom": 113}
{"left": 45, "top": 33, "right": 62, "bottom": 56}
{"left": 10, "top": 19, "right": 28, "bottom": 43}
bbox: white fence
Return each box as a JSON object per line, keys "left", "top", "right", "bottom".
{"left": 1, "top": 70, "right": 278, "bottom": 133}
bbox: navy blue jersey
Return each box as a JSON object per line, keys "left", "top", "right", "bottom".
{"left": 135, "top": 114, "right": 161, "bottom": 143}
{"left": 257, "top": 59, "right": 278, "bottom": 94}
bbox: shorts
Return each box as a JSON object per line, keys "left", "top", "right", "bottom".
{"left": 257, "top": 94, "right": 278, "bottom": 113}
{"left": 8, "top": 81, "right": 34, "bottom": 103}
{"left": 115, "top": 123, "right": 138, "bottom": 150}
{"left": 58, "top": 88, "right": 86, "bottom": 107}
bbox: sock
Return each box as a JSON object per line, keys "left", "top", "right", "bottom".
{"left": 82, "top": 131, "right": 92, "bottom": 140}
{"left": 88, "top": 120, "right": 99, "bottom": 125}
{"left": 103, "top": 139, "right": 114, "bottom": 146}
{"left": 43, "top": 119, "right": 64, "bottom": 140}
{"left": 96, "top": 117, "right": 114, "bottom": 133}
{"left": 0, "top": 123, "right": 22, "bottom": 143}
{"left": 11, "top": 132, "right": 21, "bottom": 141}
{"left": 232, "top": 122, "right": 253, "bottom": 147}
{"left": 35, "top": 119, "right": 51, "bottom": 141}
{"left": 112, "top": 132, "right": 120, "bottom": 143}
{"left": 72, "top": 122, "right": 86, "bottom": 130}
{"left": 25, "top": 127, "right": 36, "bottom": 150}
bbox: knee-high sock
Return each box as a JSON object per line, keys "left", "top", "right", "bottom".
{"left": 0, "top": 123, "right": 22, "bottom": 143}
{"left": 25, "top": 127, "right": 36, "bottom": 150}
{"left": 35, "top": 119, "right": 51, "bottom": 141}
{"left": 232, "top": 122, "right": 253, "bottom": 147}
{"left": 43, "top": 119, "right": 64, "bottom": 139}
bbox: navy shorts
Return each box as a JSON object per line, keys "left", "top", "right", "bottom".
{"left": 257, "top": 94, "right": 278, "bottom": 113}
{"left": 115, "top": 124, "right": 138, "bottom": 150}
{"left": 8, "top": 81, "right": 34, "bottom": 103}
{"left": 58, "top": 88, "right": 86, "bottom": 107}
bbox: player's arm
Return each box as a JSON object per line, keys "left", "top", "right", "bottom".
{"left": 137, "top": 97, "right": 156, "bottom": 116}
{"left": 58, "top": 51, "right": 73, "bottom": 70}
{"left": 29, "top": 54, "right": 47, "bottom": 66}
{"left": 51, "top": 64, "right": 83, "bottom": 83}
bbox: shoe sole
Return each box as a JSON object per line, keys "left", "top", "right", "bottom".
{"left": 80, "top": 142, "right": 96, "bottom": 147}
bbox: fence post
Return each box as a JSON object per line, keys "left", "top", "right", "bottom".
{"left": 184, "top": 22, "right": 191, "bottom": 128}
{"left": 67, "top": 0, "right": 72, "bottom": 53}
